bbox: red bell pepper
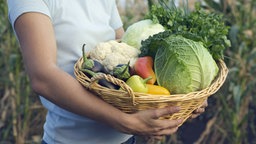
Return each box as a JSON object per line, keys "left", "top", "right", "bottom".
{"left": 134, "top": 56, "right": 156, "bottom": 84}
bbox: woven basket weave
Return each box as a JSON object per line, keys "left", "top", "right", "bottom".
{"left": 74, "top": 57, "right": 228, "bottom": 124}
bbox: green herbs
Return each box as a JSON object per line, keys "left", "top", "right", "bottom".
{"left": 140, "top": 30, "right": 172, "bottom": 59}
{"left": 144, "top": 1, "right": 231, "bottom": 60}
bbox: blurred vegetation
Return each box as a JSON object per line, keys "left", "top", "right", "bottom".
{"left": 201, "top": 0, "right": 256, "bottom": 143}
{"left": 0, "top": 0, "right": 46, "bottom": 144}
{"left": 0, "top": 0, "right": 255, "bottom": 144}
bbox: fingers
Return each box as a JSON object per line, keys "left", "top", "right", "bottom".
{"left": 127, "top": 106, "right": 183, "bottom": 138}
{"left": 146, "top": 125, "right": 178, "bottom": 141}
{"left": 190, "top": 113, "right": 200, "bottom": 119}
{"left": 150, "top": 126, "right": 179, "bottom": 140}
{"left": 154, "top": 126, "right": 179, "bottom": 135}
{"left": 150, "top": 119, "right": 182, "bottom": 133}
{"left": 194, "top": 107, "right": 205, "bottom": 113}
{"left": 190, "top": 100, "right": 208, "bottom": 119}
{"left": 190, "top": 107, "right": 205, "bottom": 119}
{"left": 148, "top": 107, "right": 183, "bottom": 133}
{"left": 201, "top": 100, "right": 208, "bottom": 108}
{"left": 192, "top": 99, "right": 208, "bottom": 114}
{"left": 148, "top": 118, "right": 183, "bottom": 139}
{"left": 151, "top": 106, "right": 180, "bottom": 119}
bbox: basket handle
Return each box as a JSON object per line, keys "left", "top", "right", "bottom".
{"left": 89, "top": 73, "right": 136, "bottom": 105}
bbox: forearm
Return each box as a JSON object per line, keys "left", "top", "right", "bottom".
{"left": 33, "top": 65, "right": 125, "bottom": 127}
{"left": 13, "top": 12, "right": 128, "bottom": 132}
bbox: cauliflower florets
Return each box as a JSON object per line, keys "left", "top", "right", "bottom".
{"left": 89, "top": 42, "right": 112, "bottom": 63}
{"left": 89, "top": 40, "right": 140, "bottom": 72}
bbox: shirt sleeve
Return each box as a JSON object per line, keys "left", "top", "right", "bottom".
{"left": 109, "top": 1, "right": 123, "bottom": 30}
{"left": 7, "top": 0, "right": 51, "bottom": 28}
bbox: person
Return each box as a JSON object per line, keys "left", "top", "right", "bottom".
{"left": 7, "top": 0, "right": 207, "bottom": 144}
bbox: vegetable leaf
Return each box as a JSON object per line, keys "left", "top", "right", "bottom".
{"left": 144, "top": 2, "right": 231, "bottom": 60}
{"left": 154, "top": 35, "right": 219, "bottom": 94}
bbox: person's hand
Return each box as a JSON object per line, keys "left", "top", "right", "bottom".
{"left": 190, "top": 99, "right": 208, "bottom": 119}
{"left": 117, "top": 106, "right": 183, "bottom": 140}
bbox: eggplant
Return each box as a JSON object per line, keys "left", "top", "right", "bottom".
{"left": 113, "top": 61, "right": 134, "bottom": 81}
{"left": 98, "top": 79, "right": 120, "bottom": 90}
{"left": 90, "top": 60, "right": 104, "bottom": 72}
{"left": 80, "top": 68, "right": 120, "bottom": 90}
{"left": 81, "top": 44, "right": 105, "bottom": 73}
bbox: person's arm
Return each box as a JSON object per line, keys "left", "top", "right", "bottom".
{"left": 14, "top": 12, "right": 124, "bottom": 128}
{"left": 14, "top": 12, "right": 182, "bottom": 140}
{"left": 115, "top": 27, "right": 124, "bottom": 39}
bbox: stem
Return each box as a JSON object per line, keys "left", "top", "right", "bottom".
{"left": 80, "top": 68, "right": 96, "bottom": 77}
{"left": 121, "top": 61, "right": 130, "bottom": 75}
{"left": 82, "top": 44, "right": 88, "bottom": 63}
{"left": 143, "top": 76, "right": 152, "bottom": 84}
{"left": 82, "top": 44, "right": 94, "bottom": 69}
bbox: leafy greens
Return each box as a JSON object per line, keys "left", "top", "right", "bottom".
{"left": 154, "top": 35, "right": 219, "bottom": 94}
{"left": 143, "top": 1, "right": 231, "bottom": 60}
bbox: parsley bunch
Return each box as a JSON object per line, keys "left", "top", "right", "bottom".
{"left": 143, "top": 1, "right": 231, "bottom": 60}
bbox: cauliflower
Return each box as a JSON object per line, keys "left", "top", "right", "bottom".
{"left": 89, "top": 40, "right": 140, "bottom": 72}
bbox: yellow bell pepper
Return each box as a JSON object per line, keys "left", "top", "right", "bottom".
{"left": 146, "top": 84, "right": 170, "bottom": 95}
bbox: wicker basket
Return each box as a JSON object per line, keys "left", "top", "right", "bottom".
{"left": 74, "top": 57, "right": 228, "bottom": 124}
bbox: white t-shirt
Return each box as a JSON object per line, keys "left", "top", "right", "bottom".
{"left": 8, "top": 0, "right": 132, "bottom": 143}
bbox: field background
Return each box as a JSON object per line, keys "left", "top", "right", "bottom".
{"left": 0, "top": 0, "right": 255, "bottom": 144}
